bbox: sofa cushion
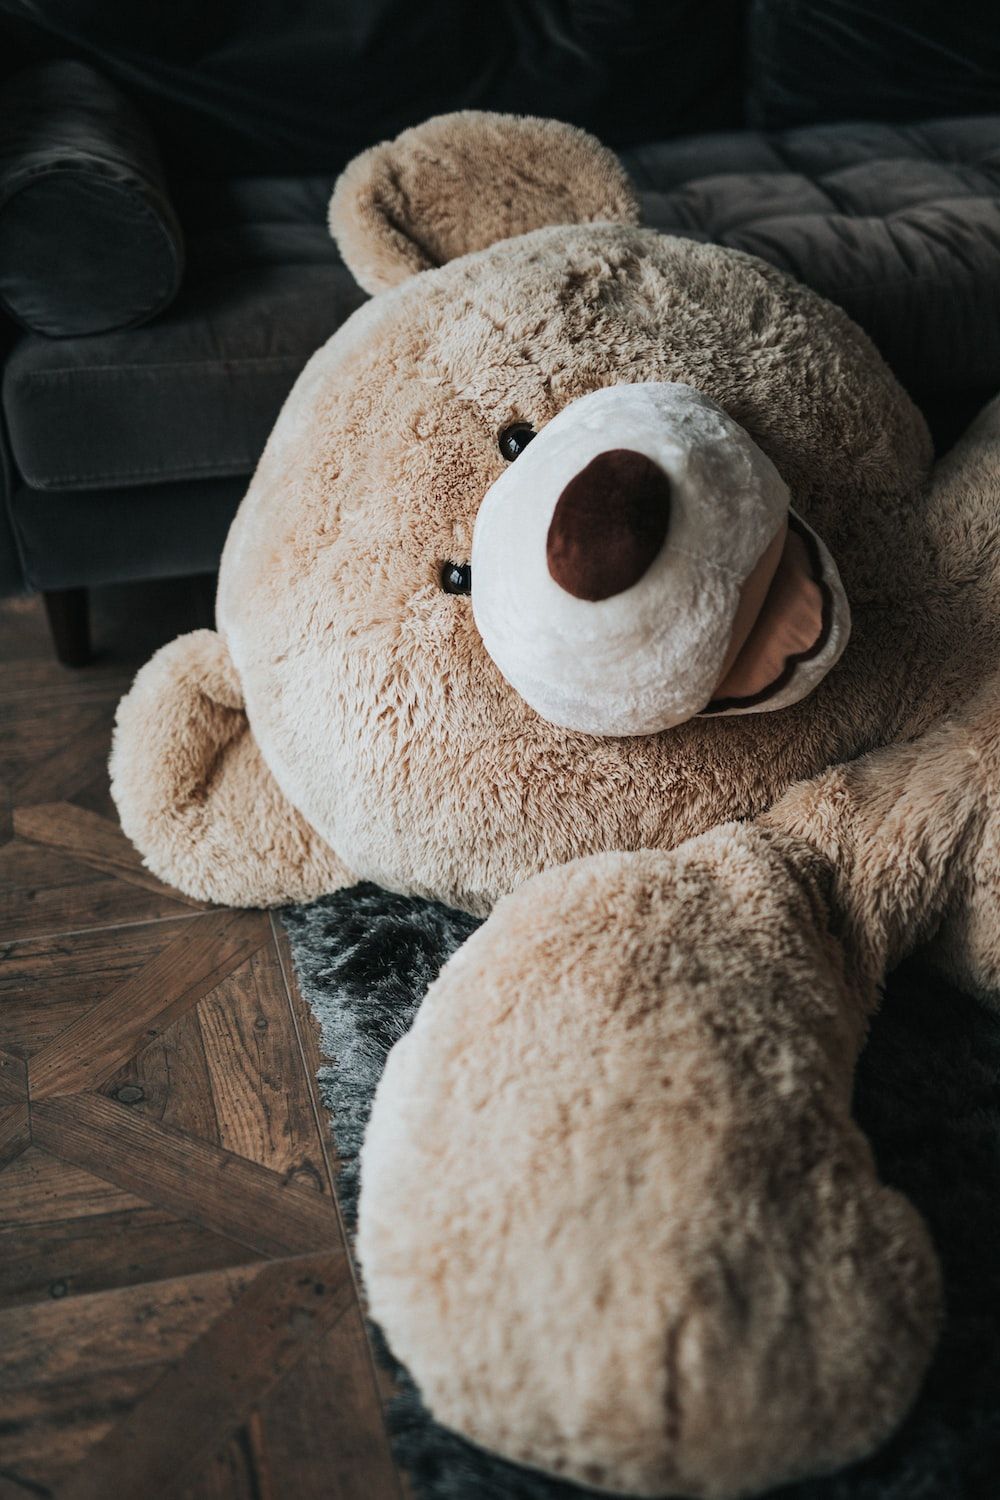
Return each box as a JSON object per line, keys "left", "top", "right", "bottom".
{"left": 0, "top": 60, "right": 184, "bottom": 337}
{"left": 622, "top": 117, "right": 1000, "bottom": 395}
{"left": 3, "top": 175, "right": 364, "bottom": 492}
{"left": 9, "top": 474, "right": 245, "bottom": 590}
{"left": 5, "top": 119, "right": 1000, "bottom": 494}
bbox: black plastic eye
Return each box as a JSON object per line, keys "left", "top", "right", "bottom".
{"left": 441, "top": 561, "right": 472, "bottom": 595}
{"left": 498, "top": 423, "right": 537, "bottom": 462}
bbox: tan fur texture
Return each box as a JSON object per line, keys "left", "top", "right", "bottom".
{"left": 364, "top": 671, "right": 1000, "bottom": 1495}
{"left": 329, "top": 111, "right": 639, "bottom": 294}
{"left": 360, "top": 827, "right": 941, "bottom": 1498}
{"left": 110, "top": 630, "right": 349, "bottom": 905}
{"left": 766, "top": 678, "right": 1000, "bottom": 1003}
{"left": 210, "top": 225, "right": 939, "bottom": 917}
{"left": 111, "top": 112, "right": 1000, "bottom": 1497}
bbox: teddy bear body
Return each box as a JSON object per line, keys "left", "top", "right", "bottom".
{"left": 215, "top": 221, "right": 982, "bottom": 913}
{"left": 112, "top": 112, "right": 1000, "bottom": 1498}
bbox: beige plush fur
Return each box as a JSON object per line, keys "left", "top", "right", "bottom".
{"left": 360, "top": 826, "right": 941, "bottom": 1498}
{"left": 329, "top": 111, "right": 639, "bottom": 294}
{"left": 110, "top": 630, "right": 349, "bottom": 906}
{"left": 364, "top": 679, "right": 1000, "bottom": 1496}
{"left": 111, "top": 111, "right": 1000, "bottom": 1497}
{"left": 206, "top": 224, "right": 941, "bottom": 917}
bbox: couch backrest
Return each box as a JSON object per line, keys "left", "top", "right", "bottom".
{"left": 0, "top": 1, "right": 745, "bottom": 174}
{"left": 3, "top": 2, "right": 997, "bottom": 177}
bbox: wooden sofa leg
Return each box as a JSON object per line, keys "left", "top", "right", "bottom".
{"left": 43, "top": 587, "right": 91, "bottom": 667}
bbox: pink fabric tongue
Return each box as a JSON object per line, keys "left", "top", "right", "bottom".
{"left": 711, "top": 522, "right": 825, "bottom": 705}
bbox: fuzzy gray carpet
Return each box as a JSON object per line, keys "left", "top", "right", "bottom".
{"left": 282, "top": 883, "right": 1000, "bottom": 1500}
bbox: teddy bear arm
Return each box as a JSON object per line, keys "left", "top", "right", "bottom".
{"left": 889, "top": 392, "right": 1000, "bottom": 743}
{"left": 110, "top": 629, "right": 351, "bottom": 907}
{"left": 762, "top": 676, "right": 1000, "bottom": 1000}
{"left": 926, "top": 391, "right": 1000, "bottom": 588}
{"left": 358, "top": 832, "right": 939, "bottom": 1497}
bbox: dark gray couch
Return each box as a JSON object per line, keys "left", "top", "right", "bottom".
{"left": 1, "top": 2, "right": 999, "bottom": 662}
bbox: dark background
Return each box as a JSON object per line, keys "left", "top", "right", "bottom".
{"left": 2, "top": 1, "right": 998, "bottom": 178}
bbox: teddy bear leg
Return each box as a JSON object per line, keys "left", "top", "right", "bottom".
{"left": 358, "top": 829, "right": 940, "bottom": 1499}
{"left": 111, "top": 630, "right": 350, "bottom": 906}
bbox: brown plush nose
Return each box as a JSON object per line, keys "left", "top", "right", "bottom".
{"left": 546, "top": 449, "right": 671, "bottom": 601}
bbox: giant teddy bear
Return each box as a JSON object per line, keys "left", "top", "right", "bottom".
{"left": 111, "top": 113, "right": 1000, "bottom": 1499}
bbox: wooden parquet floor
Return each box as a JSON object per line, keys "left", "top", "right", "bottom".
{"left": 0, "top": 586, "right": 403, "bottom": 1500}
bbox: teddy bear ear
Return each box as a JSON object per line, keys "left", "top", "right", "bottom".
{"left": 328, "top": 110, "right": 640, "bottom": 295}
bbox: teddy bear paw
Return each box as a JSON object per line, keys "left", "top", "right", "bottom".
{"left": 358, "top": 828, "right": 941, "bottom": 1497}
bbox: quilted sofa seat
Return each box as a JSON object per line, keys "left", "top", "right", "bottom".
{"left": 3, "top": 116, "right": 1000, "bottom": 589}
{"left": 3, "top": 177, "right": 365, "bottom": 494}
{"left": 625, "top": 117, "right": 1000, "bottom": 396}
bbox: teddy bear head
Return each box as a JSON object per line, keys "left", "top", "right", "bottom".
{"left": 215, "top": 112, "right": 932, "bottom": 913}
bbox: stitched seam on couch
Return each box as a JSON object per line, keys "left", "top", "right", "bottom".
{"left": 11, "top": 356, "right": 307, "bottom": 380}
{"left": 641, "top": 189, "right": 1000, "bottom": 220}
{"left": 17, "top": 458, "right": 256, "bottom": 489}
{"left": 685, "top": 194, "right": 1000, "bottom": 234}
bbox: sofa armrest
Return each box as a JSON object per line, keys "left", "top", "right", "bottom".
{"left": 0, "top": 59, "right": 184, "bottom": 338}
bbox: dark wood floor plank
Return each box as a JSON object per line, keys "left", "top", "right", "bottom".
{"left": 11, "top": 705, "right": 118, "bottom": 808}
{"left": 0, "top": 1263, "right": 260, "bottom": 1390}
{"left": 0, "top": 1468, "right": 55, "bottom": 1499}
{"left": 68, "top": 769, "right": 122, "bottom": 825}
{"left": 0, "top": 1147, "right": 148, "bottom": 1227}
{"left": 182, "top": 1429, "right": 260, "bottom": 1500}
{"left": 32, "top": 1095, "right": 342, "bottom": 1258}
{"left": 198, "top": 942, "right": 331, "bottom": 1191}
{"left": 270, "top": 918, "right": 405, "bottom": 1410}
{"left": 271, "top": 917, "right": 346, "bottom": 1191}
{"left": 1, "top": 693, "right": 114, "bottom": 783}
{"left": 0, "top": 1206, "right": 261, "bottom": 1308}
{"left": 101, "top": 1007, "right": 222, "bottom": 1143}
{"left": 29, "top": 911, "right": 267, "bottom": 1099}
{"left": 271, "top": 917, "right": 405, "bottom": 1412}
{"left": 0, "top": 782, "right": 12, "bottom": 846}
{"left": 272, "top": 919, "right": 406, "bottom": 1415}
{"left": 0, "top": 1468, "right": 53, "bottom": 1498}
{"left": 0, "top": 1048, "right": 28, "bottom": 1104}
{"left": 0, "top": 591, "right": 406, "bottom": 1500}
{"left": 0, "top": 663, "right": 126, "bottom": 706}
{"left": 1, "top": 1366, "right": 165, "bottom": 1494}
{"left": 58, "top": 1252, "right": 353, "bottom": 1500}
{"left": 0, "top": 1104, "right": 31, "bottom": 1169}
{"left": 258, "top": 1298, "right": 402, "bottom": 1500}
{"left": 0, "top": 922, "right": 186, "bottom": 1059}
{"left": 13, "top": 803, "right": 204, "bottom": 907}
{"left": 272, "top": 920, "right": 333, "bottom": 1142}
{"left": 0, "top": 838, "right": 192, "bottom": 946}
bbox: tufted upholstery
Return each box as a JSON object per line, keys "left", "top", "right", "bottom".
{"left": 8, "top": 116, "right": 1000, "bottom": 507}
{"left": 623, "top": 118, "right": 1000, "bottom": 395}
{"left": 2, "top": 178, "right": 365, "bottom": 495}
{"left": 3, "top": 113, "right": 1000, "bottom": 596}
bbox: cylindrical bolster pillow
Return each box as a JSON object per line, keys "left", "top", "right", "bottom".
{"left": 0, "top": 60, "right": 184, "bottom": 337}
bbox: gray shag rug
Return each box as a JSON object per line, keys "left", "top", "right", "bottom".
{"left": 282, "top": 883, "right": 1000, "bottom": 1500}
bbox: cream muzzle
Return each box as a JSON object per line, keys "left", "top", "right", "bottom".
{"left": 471, "top": 383, "right": 850, "bottom": 736}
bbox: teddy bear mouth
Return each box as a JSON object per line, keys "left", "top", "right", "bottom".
{"left": 704, "top": 514, "right": 834, "bottom": 713}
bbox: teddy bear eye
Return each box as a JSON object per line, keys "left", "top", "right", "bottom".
{"left": 441, "top": 562, "right": 472, "bottom": 595}
{"left": 498, "top": 423, "right": 537, "bottom": 462}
